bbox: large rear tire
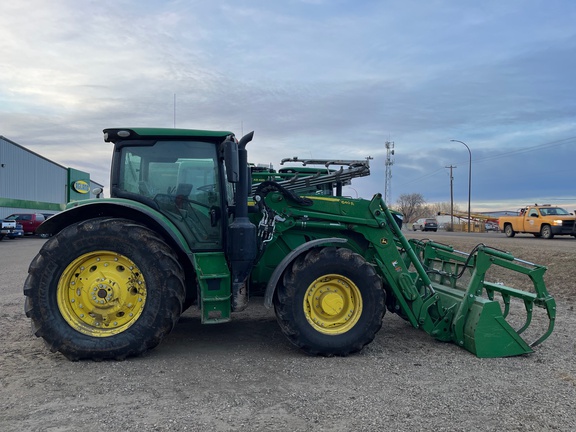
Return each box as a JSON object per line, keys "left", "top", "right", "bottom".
{"left": 24, "top": 218, "right": 185, "bottom": 360}
{"left": 274, "top": 247, "right": 385, "bottom": 356}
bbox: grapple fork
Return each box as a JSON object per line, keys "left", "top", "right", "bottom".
{"left": 408, "top": 239, "right": 556, "bottom": 357}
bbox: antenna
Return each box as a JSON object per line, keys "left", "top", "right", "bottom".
{"left": 384, "top": 141, "right": 395, "bottom": 205}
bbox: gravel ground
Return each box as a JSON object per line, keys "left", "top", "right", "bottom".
{"left": 1, "top": 233, "right": 575, "bottom": 432}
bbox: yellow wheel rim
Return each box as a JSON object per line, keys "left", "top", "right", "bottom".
{"left": 303, "top": 274, "right": 363, "bottom": 335}
{"left": 57, "top": 251, "right": 147, "bottom": 337}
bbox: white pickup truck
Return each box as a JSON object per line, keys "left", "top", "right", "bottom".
{"left": 1, "top": 219, "right": 20, "bottom": 240}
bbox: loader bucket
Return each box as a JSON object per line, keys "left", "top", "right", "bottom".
{"left": 406, "top": 240, "right": 556, "bottom": 358}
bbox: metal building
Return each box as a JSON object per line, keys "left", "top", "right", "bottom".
{"left": 0, "top": 136, "right": 103, "bottom": 219}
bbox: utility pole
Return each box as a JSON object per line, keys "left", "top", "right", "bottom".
{"left": 384, "top": 141, "right": 394, "bottom": 205}
{"left": 446, "top": 165, "right": 456, "bottom": 229}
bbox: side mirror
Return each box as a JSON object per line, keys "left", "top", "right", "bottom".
{"left": 224, "top": 140, "right": 240, "bottom": 183}
{"left": 92, "top": 187, "right": 104, "bottom": 198}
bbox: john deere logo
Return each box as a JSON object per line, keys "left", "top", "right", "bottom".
{"left": 72, "top": 180, "right": 90, "bottom": 194}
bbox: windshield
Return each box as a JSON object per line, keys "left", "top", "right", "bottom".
{"left": 539, "top": 207, "right": 570, "bottom": 216}
{"left": 6, "top": 214, "right": 30, "bottom": 221}
{"left": 118, "top": 141, "right": 223, "bottom": 250}
{"left": 119, "top": 142, "right": 218, "bottom": 198}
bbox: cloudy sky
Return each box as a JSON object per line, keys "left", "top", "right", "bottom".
{"left": 1, "top": 0, "right": 575, "bottom": 212}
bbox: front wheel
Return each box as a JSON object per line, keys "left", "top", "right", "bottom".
{"left": 24, "top": 218, "right": 185, "bottom": 360}
{"left": 504, "top": 224, "right": 515, "bottom": 237}
{"left": 540, "top": 224, "right": 554, "bottom": 239}
{"left": 274, "top": 247, "right": 385, "bottom": 356}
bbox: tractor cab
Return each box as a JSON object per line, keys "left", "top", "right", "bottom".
{"left": 106, "top": 128, "right": 237, "bottom": 251}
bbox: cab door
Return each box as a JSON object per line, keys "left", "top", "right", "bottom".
{"left": 525, "top": 208, "right": 540, "bottom": 232}
{"left": 117, "top": 140, "right": 226, "bottom": 251}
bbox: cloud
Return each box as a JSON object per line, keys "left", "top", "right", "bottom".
{"left": 0, "top": 0, "right": 575, "bottom": 210}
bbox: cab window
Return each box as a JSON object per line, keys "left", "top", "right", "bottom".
{"left": 118, "top": 141, "right": 223, "bottom": 250}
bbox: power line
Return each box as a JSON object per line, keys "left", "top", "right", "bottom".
{"left": 398, "top": 166, "right": 446, "bottom": 187}
{"left": 472, "top": 136, "right": 575, "bottom": 164}
{"left": 399, "top": 135, "right": 576, "bottom": 188}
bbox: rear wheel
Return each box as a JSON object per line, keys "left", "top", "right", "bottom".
{"left": 24, "top": 217, "right": 185, "bottom": 360}
{"left": 540, "top": 224, "right": 554, "bottom": 239}
{"left": 274, "top": 247, "right": 385, "bottom": 356}
{"left": 504, "top": 224, "right": 515, "bottom": 237}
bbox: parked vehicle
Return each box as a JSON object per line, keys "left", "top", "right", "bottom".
{"left": 485, "top": 222, "right": 500, "bottom": 232}
{"left": 4, "top": 213, "right": 46, "bottom": 235}
{"left": 7, "top": 223, "right": 25, "bottom": 239}
{"left": 412, "top": 218, "right": 438, "bottom": 232}
{"left": 499, "top": 205, "right": 576, "bottom": 239}
{"left": 24, "top": 127, "right": 555, "bottom": 361}
{"left": 0, "top": 219, "right": 21, "bottom": 240}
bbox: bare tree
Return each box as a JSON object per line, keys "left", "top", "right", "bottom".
{"left": 427, "top": 202, "right": 464, "bottom": 231}
{"left": 394, "top": 193, "right": 427, "bottom": 224}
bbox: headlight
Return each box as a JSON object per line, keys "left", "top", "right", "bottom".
{"left": 553, "top": 219, "right": 563, "bottom": 225}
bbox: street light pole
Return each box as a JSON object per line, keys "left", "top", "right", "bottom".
{"left": 450, "top": 139, "right": 472, "bottom": 233}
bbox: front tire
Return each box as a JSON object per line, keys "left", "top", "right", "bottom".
{"left": 540, "top": 224, "right": 554, "bottom": 239}
{"left": 24, "top": 218, "right": 185, "bottom": 360}
{"left": 274, "top": 247, "right": 385, "bottom": 356}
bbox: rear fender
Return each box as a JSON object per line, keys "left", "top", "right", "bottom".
{"left": 37, "top": 200, "right": 193, "bottom": 258}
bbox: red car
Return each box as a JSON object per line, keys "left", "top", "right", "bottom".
{"left": 4, "top": 213, "right": 46, "bottom": 235}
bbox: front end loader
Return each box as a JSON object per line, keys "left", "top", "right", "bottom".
{"left": 250, "top": 185, "right": 555, "bottom": 358}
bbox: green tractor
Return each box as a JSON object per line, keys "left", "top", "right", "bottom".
{"left": 24, "top": 128, "right": 556, "bottom": 360}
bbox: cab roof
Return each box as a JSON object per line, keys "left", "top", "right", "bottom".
{"left": 103, "top": 127, "right": 234, "bottom": 143}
